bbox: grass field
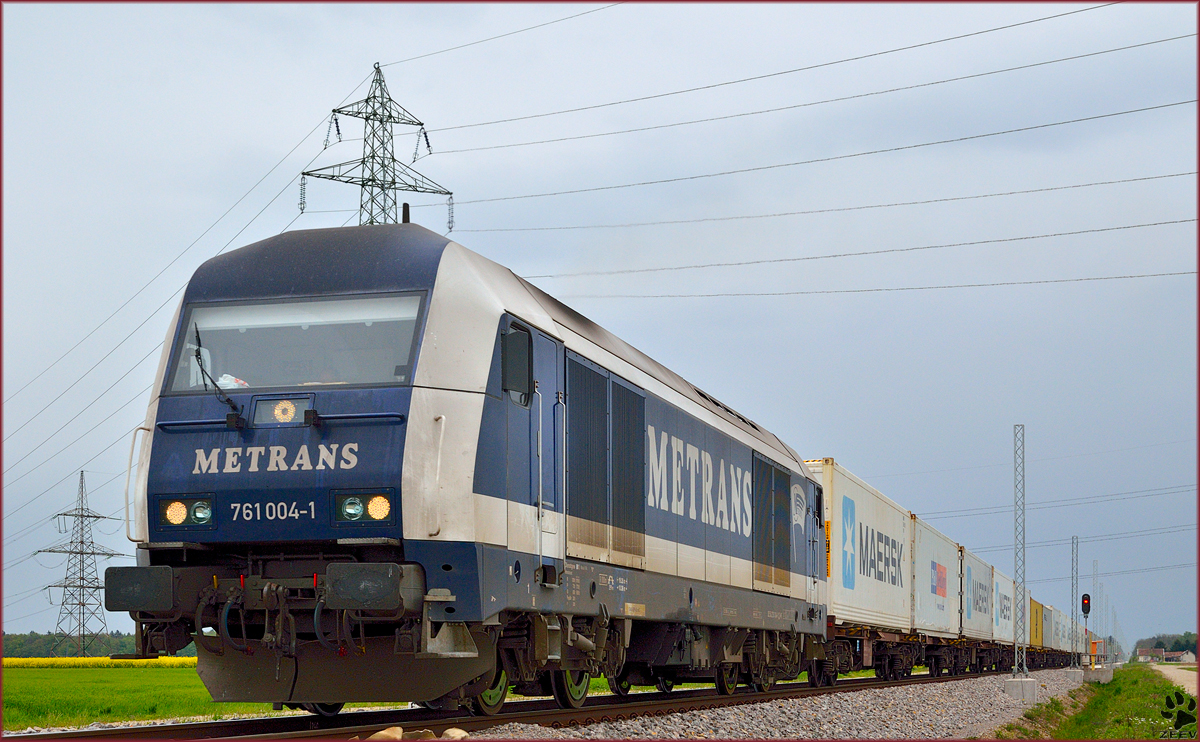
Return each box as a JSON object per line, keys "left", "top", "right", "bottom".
{"left": 995, "top": 664, "right": 1198, "bottom": 739}
{"left": 2, "top": 663, "right": 881, "bottom": 731}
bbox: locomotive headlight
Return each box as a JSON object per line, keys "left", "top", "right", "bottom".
{"left": 159, "top": 497, "right": 214, "bottom": 527}
{"left": 367, "top": 495, "right": 390, "bottom": 520}
{"left": 165, "top": 501, "right": 188, "bottom": 525}
{"left": 191, "top": 500, "right": 212, "bottom": 524}
{"left": 341, "top": 497, "right": 364, "bottom": 521}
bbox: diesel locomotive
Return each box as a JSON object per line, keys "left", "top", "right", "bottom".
{"left": 107, "top": 223, "right": 832, "bottom": 715}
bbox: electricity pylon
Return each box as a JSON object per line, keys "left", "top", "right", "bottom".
{"left": 37, "top": 472, "right": 121, "bottom": 656}
{"left": 304, "top": 63, "right": 451, "bottom": 225}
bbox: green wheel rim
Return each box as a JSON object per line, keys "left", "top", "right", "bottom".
{"left": 565, "top": 670, "right": 589, "bottom": 701}
{"left": 479, "top": 668, "right": 507, "bottom": 707}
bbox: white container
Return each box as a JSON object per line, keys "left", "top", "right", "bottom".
{"left": 910, "top": 516, "right": 959, "bottom": 638}
{"left": 992, "top": 569, "right": 1015, "bottom": 645}
{"left": 960, "top": 548, "right": 993, "bottom": 640}
{"left": 809, "top": 458, "right": 912, "bottom": 633}
{"left": 1042, "top": 604, "right": 1055, "bottom": 650}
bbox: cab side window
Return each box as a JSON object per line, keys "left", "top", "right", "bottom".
{"left": 502, "top": 325, "right": 532, "bottom": 405}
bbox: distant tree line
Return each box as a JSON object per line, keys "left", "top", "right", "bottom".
{"left": 1, "top": 631, "right": 197, "bottom": 657}
{"left": 1135, "top": 632, "right": 1197, "bottom": 653}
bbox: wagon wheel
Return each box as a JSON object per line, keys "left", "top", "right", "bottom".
{"left": 551, "top": 670, "right": 590, "bottom": 709}
{"left": 715, "top": 663, "right": 739, "bottom": 695}
{"left": 471, "top": 665, "right": 509, "bottom": 716}
{"left": 752, "top": 673, "right": 776, "bottom": 693}
{"left": 606, "top": 667, "right": 632, "bottom": 698}
{"left": 654, "top": 676, "right": 674, "bottom": 694}
{"left": 303, "top": 702, "right": 344, "bottom": 717}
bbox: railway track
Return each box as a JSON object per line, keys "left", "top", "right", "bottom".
{"left": 14, "top": 670, "right": 1008, "bottom": 740}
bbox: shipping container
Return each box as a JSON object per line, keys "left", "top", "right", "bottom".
{"left": 1029, "top": 597, "right": 1043, "bottom": 647}
{"left": 960, "top": 548, "right": 993, "bottom": 640}
{"left": 910, "top": 516, "right": 959, "bottom": 638}
{"left": 809, "top": 458, "right": 912, "bottom": 632}
{"left": 993, "top": 569, "right": 1015, "bottom": 645}
{"left": 1042, "top": 603, "right": 1054, "bottom": 650}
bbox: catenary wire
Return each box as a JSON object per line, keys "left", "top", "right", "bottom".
{"left": 524, "top": 218, "right": 1195, "bottom": 279}
{"left": 438, "top": 34, "right": 1195, "bottom": 155}
{"left": 380, "top": 3, "right": 622, "bottom": 67}
{"left": 564, "top": 271, "right": 1197, "bottom": 300}
{"left": 442, "top": 100, "right": 1196, "bottom": 207}
{"left": 465, "top": 173, "right": 1196, "bottom": 234}
{"left": 429, "top": 2, "right": 1120, "bottom": 133}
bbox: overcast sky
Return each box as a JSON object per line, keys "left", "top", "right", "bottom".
{"left": 3, "top": 3, "right": 1195, "bottom": 648}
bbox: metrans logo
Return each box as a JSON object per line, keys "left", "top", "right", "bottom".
{"left": 841, "top": 496, "right": 856, "bottom": 589}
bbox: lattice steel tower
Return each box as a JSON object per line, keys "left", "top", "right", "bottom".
{"left": 1013, "top": 424, "right": 1028, "bottom": 676}
{"left": 304, "top": 63, "right": 451, "bottom": 225}
{"left": 38, "top": 472, "right": 121, "bottom": 656}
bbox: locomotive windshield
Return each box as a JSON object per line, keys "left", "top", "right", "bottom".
{"left": 166, "top": 293, "right": 423, "bottom": 393}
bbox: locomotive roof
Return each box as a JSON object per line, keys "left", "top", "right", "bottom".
{"left": 185, "top": 223, "right": 803, "bottom": 472}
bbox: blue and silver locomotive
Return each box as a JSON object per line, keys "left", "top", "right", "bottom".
{"left": 107, "top": 223, "right": 831, "bottom": 714}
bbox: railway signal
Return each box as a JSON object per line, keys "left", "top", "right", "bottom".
{"left": 1081, "top": 593, "right": 1090, "bottom": 615}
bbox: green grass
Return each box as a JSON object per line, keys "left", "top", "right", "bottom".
{"left": 3, "top": 665, "right": 890, "bottom": 730}
{"left": 1054, "top": 664, "right": 1197, "bottom": 739}
{"left": 0, "top": 667, "right": 397, "bottom": 731}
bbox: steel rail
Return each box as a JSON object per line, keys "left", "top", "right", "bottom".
{"left": 12, "top": 670, "right": 1013, "bottom": 740}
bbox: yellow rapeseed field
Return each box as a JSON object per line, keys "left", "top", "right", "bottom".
{"left": 3, "top": 657, "right": 197, "bottom": 668}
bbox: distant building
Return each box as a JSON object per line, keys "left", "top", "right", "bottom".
{"left": 1137, "top": 648, "right": 1167, "bottom": 662}
{"left": 1164, "top": 650, "right": 1196, "bottom": 663}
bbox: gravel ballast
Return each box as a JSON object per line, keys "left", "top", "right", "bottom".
{"left": 475, "top": 669, "right": 1079, "bottom": 739}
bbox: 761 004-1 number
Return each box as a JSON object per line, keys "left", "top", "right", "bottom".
{"left": 230, "top": 501, "right": 315, "bottom": 521}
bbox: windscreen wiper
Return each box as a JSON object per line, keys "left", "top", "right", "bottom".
{"left": 194, "top": 323, "right": 245, "bottom": 429}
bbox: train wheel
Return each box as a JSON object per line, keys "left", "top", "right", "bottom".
{"left": 806, "top": 661, "right": 820, "bottom": 688}
{"left": 551, "top": 670, "right": 590, "bottom": 709}
{"left": 302, "top": 703, "right": 344, "bottom": 717}
{"left": 471, "top": 666, "right": 509, "bottom": 716}
{"left": 823, "top": 662, "right": 838, "bottom": 687}
{"left": 752, "top": 674, "right": 776, "bottom": 693}
{"left": 655, "top": 676, "right": 675, "bottom": 694}
{"left": 606, "top": 668, "right": 632, "bottom": 698}
{"left": 715, "top": 663, "right": 739, "bottom": 695}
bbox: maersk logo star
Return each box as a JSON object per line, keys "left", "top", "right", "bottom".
{"left": 841, "top": 496, "right": 856, "bottom": 590}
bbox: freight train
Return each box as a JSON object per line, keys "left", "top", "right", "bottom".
{"left": 106, "top": 223, "right": 1091, "bottom": 715}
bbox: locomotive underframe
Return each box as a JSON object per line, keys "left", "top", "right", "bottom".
{"left": 115, "top": 541, "right": 827, "bottom": 706}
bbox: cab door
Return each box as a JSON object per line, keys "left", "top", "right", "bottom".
{"left": 531, "top": 330, "right": 565, "bottom": 583}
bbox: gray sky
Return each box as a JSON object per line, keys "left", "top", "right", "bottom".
{"left": 3, "top": 3, "right": 1195, "bottom": 648}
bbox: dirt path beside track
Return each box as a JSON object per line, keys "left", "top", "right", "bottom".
{"left": 1152, "top": 663, "right": 1198, "bottom": 696}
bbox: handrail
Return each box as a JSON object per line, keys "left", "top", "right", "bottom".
{"left": 305, "top": 410, "right": 406, "bottom": 426}
{"left": 124, "top": 426, "right": 152, "bottom": 543}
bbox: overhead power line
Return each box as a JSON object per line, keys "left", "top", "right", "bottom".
{"left": 920, "top": 483, "right": 1196, "bottom": 520}
{"left": 5, "top": 425, "right": 141, "bottom": 520}
{"left": 1026, "top": 562, "right": 1195, "bottom": 585}
{"left": 970, "top": 523, "right": 1196, "bottom": 554}
{"left": 864, "top": 437, "right": 1198, "bottom": 479}
{"left": 3, "top": 5, "right": 623, "bottom": 407}
{"left": 445, "top": 100, "right": 1196, "bottom": 207}
{"left": 439, "top": 34, "right": 1196, "bottom": 155}
{"left": 3, "top": 384, "right": 152, "bottom": 488}
{"left": 381, "top": 3, "right": 622, "bottom": 67}
{"left": 466, "top": 173, "right": 1197, "bottom": 235}
{"left": 566, "top": 271, "right": 1197, "bottom": 300}
{"left": 430, "top": 2, "right": 1120, "bottom": 133}
{"left": 525, "top": 218, "right": 1195, "bottom": 279}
